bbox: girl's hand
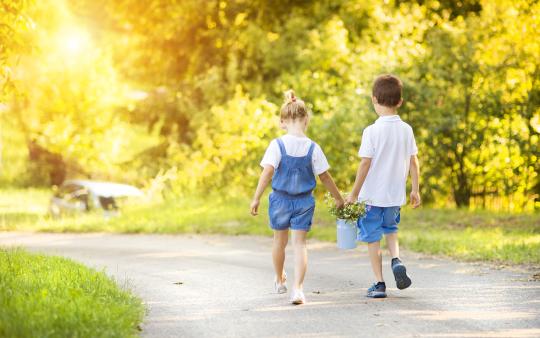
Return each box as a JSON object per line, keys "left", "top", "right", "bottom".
{"left": 335, "top": 197, "right": 345, "bottom": 209}
{"left": 250, "top": 199, "right": 260, "bottom": 216}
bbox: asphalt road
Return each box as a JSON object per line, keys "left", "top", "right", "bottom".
{"left": 0, "top": 232, "right": 539, "bottom": 338}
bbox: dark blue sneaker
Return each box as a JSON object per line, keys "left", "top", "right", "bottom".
{"left": 367, "top": 282, "right": 387, "bottom": 298}
{"left": 392, "top": 258, "right": 412, "bottom": 290}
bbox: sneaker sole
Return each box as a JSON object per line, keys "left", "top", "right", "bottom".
{"left": 291, "top": 299, "right": 305, "bottom": 305}
{"left": 393, "top": 264, "right": 412, "bottom": 290}
{"left": 367, "top": 291, "right": 387, "bottom": 298}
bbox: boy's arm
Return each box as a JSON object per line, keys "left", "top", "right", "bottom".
{"left": 250, "top": 165, "right": 275, "bottom": 216}
{"left": 409, "top": 155, "right": 421, "bottom": 208}
{"left": 345, "top": 157, "right": 372, "bottom": 204}
{"left": 318, "top": 171, "right": 345, "bottom": 208}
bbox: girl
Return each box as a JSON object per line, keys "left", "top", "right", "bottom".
{"left": 250, "top": 90, "right": 344, "bottom": 305}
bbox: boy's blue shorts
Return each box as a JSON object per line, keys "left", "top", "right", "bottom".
{"left": 357, "top": 205, "right": 401, "bottom": 243}
{"left": 268, "top": 191, "right": 315, "bottom": 232}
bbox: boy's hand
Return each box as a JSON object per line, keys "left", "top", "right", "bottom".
{"left": 250, "top": 199, "right": 260, "bottom": 216}
{"left": 344, "top": 194, "right": 357, "bottom": 205}
{"left": 410, "top": 191, "right": 421, "bottom": 208}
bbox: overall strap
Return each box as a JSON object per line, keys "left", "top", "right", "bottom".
{"left": 307, "top": 142, "right": 316, "bottom": 159}
{"left": 276, "top": 138, "right": 287, "bottom": 156}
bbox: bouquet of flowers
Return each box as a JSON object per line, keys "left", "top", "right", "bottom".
{"left": 324, "top": 192, "right": 366, "bottom": 222}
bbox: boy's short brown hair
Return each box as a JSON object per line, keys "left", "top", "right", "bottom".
{"left": 372, "top": 74, "right": 402, "bottom": 107}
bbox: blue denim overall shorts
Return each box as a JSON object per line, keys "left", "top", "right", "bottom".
{"left": 269, "top": 138, "right": 316, "bottom": 231}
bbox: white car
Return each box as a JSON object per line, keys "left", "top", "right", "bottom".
{"left": 49, "top": 180, "right": 144, "bottom": 218}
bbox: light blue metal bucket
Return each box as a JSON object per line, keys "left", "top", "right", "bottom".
{"left": 336, "top": 219, "right": 357, "bottom": 249}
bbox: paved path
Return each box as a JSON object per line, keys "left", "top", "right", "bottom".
{"left": 0, "top": 232, "right": 539, "bottom": 338}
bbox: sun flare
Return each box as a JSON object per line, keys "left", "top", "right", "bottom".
{"left": 57, "top": 27, "right": 91, "bottom": 54}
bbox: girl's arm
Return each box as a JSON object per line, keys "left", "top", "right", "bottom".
{"left": 250, "top": 165, "right": 275, "bottom": 216}
{"left": 319, "top": 171, "right": 345, "bottom": 208}
{"left": 409, "top": 155, "right": 421, "bottom": 208}
{"left": 345, "top": 157, "right": 372, "bottom": 204}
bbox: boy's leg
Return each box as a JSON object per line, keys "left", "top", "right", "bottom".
{"left": 382, "top": 207, "right": 411, "bottom": 290}
{"left": 386, "top": 232, "right": 399, "bottom": 259}
{"left": 291, "top": 229, "right": 308, "bottom": 290}
{"left": 359, "top": 206, "right": 387, "bottom": 297}
{"left": 359, "top": 206, "right": 385, "bottom": 282}
{"left": 382, "top": 207, "right": 400, "bottom": 259}
{"left": 367, "top": 240, "right": 384, "bottom": 282}
{"left": 273, "top": 230, "right": 289, "bottom": 283}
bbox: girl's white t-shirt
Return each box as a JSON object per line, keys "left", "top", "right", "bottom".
{"left": 260, "top": 134, "right": 330, "bottom": 176}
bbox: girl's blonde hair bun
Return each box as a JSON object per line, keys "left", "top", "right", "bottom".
{"left": 284, "top": 89, "right": 296, "bottom": 104}
{"left": 280, "top": 89, "right": 308, "bottom": 120}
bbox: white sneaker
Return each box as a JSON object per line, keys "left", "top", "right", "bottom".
{"left": 274, "top": 272, "right": 287, "bottom": 294}
{"left": 290, "top": 289, "right": 306, "bottom": 305}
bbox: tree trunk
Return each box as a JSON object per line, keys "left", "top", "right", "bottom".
{"left": 453, "top": 91, "right": 472, "bottom": 208}
{"left": 454, "top": 173, "right": 471, "bottom": 207}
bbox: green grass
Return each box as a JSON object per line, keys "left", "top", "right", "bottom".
{"left": 314, "top": 205, "right": 540, "bottom": 265}
{"left": 1, "top": 189, "right": 539, "bottom": 265}
{"left": 398, "top": 209, "right": 540, "bottom": 264}
{"left": 0, "top": 247, "right": 144, "bottom": 338}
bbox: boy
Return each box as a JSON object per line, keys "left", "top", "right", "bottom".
{"left": 345, "top": 74, "right": 421, "bottom": 298}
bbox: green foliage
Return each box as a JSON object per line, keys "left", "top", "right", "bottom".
{"left": 0, "top": 0, "right": 35, "bottom": 98}
{"left": 403, "top": 2, "right": 540, "bottom": 209}
{"left": 174, "top": 89, "right": 279, "bottom": 194}
{"left": 0, "top": 0, "right": 538, "bottom": 211}
{"left": 324, "top": 192, "right": 366, "bottom": 222}
{"left": 0, "top": 247, "right": 144, "bottom": 337}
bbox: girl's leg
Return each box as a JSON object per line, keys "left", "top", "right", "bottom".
{"left": 291, "top": 230, "right": 308, "bottom": 290}
{"left": 273, "top": 230, "right": 289, "bottom": 283}
{"left": 368, "top": 241, "right": 384, "bottom": 282}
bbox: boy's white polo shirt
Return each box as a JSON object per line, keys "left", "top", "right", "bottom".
{"left": 358, "top": 115, "right": 418, "bottom": 207}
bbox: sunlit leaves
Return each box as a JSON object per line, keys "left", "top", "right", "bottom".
{"left": 0, "top": 0, "right": 538, "bottom": 211}
{"left": 175, "top": 89, "right": 279, "bottom": 194}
